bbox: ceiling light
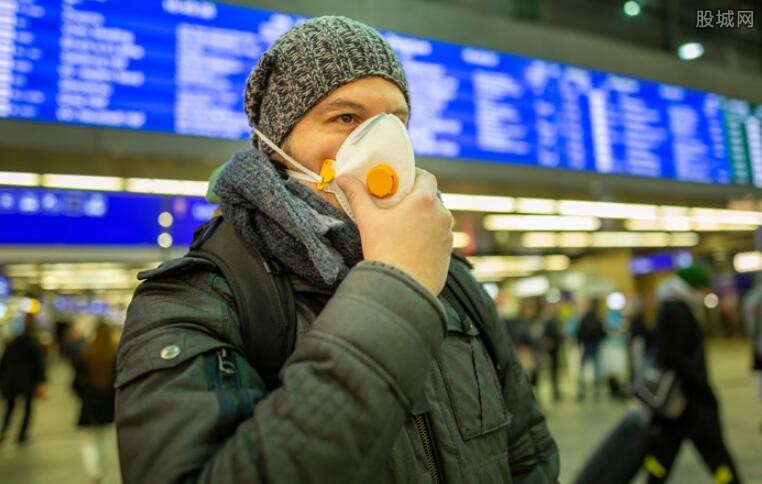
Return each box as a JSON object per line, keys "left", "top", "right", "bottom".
{"left": 544, "top": 255, "right": 570, "bottom": 271}
{"left": 591, "top": 232, "right": 669, "bottom": 247}
{"left": 734, "top": 251, "right": 762, "bottom": 273}
{"left": 41, "top": 174, "right": 123, "bottom": 191}
{"left": 677, "top": 42, "right": 704, "bottom": 61}
{"left": 558, "top": 200, "right": 658, "bottom": 219}
{"left": 441, "top": 193, "right": 514, "bottom": 213}
{"left": 690, "top": 208, "right": 762, "bottom": 225}
{"left": 126, "top": 178, "right": 208, "bottom": 196}
{"left": 559, "top": 232, "right": 592, "bottom": 248}
{"left": 669, "top": 232, "right": 700, "bottom": 247}
{"left": 513, "top": 276, "right": 550, "bottom": 298}
{"left": 516, "top": 197, "right": 557, "bottom": 214}
{"left": 522, "top": 233, "right": 556, "bottom": 248}
{"left": 0, "top": 171, "right": 39, "bottom": 187}
{"left": 484, "top": 215, "right": 600, "bottom": 231}
{"left": 453, "top": 231, "right": 471, "bottom": 249}
{"left": 623, "top": 1, "right": 641, "bottom": 17}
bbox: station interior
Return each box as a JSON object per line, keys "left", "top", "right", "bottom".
{"left": 0, "top": 0, "right": 761, "bottom": 483}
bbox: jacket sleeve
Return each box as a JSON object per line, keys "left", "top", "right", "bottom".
{"left": 466, "top": 270, "right": 560, "bottom": 483}
{"left": 115, "top": 260, "right": 447, "bottom": 484}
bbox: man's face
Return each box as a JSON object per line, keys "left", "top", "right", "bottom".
{"left": 274, "top": 76, "right": 410, "bottom": 212}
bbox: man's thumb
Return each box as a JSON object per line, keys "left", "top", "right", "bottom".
{"left": 336, "top": 175, "right": 373, "bottom": 212}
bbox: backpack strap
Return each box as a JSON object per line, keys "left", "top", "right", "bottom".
{"left": 443, "top": 252, "right": 510, "bottom": 383}
{"left": 187, "top": 216, "right": 296, "bottom": 390}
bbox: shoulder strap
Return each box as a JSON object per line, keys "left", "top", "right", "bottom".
{"left": 187, "top": 216, "right": 296, "bottom": 390}
{"left": 443, "top": 252, "right": 510, "bottom": 383}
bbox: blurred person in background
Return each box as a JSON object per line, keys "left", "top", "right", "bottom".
{"left": 600, "top": 302, "right": 628, "bottom": 401}
{"left": 742, "top": 277, "right": 762, "bottom": 433}
{"left": 645, "top": 266, "right": 741, "bottom": 483}
{"left": 73, "top": 320, "right": 117, "bottom": 484}
{"left": 0, "top": 312, "right": 47, "bottom": 445}
{"left": 507, "top": 299, "right": 541, "bottom": 387}
{"left": 627, "top": 295, "right": 650, "bottom": 384}
{"left": 576, "top": 298, "right": 605, "bottom": 401}
{"left": 541, "top": 302, "right": 563, "bottom": 402}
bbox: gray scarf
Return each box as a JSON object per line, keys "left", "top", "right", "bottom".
{"left": 214, "top": 149, "right": 363, "bottom": 290}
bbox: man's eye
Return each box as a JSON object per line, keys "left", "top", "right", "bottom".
{"left": 336, "top": 114, "right": 355, "bottom": 124}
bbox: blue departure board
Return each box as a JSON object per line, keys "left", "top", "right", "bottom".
{"left": 0, "top": 186, "right": 215, "bottom": 246}
{"left": 0, "top": 0, "right": 758, "bottom": 186}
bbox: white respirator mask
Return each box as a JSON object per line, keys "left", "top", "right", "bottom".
{"left": 254, "top": 113, "right": 416, "bottom": 221}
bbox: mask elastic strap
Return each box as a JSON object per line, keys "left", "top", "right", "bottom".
{"left": 253, "top": 128, "right": 321, "bottom": 183}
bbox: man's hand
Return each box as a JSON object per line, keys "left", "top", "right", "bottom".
{"left": 337, "top": 168, "right": 453, "bottom": 296}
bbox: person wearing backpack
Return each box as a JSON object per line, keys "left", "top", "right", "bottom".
{"left": 643, "top": 266, "right": 741, "bottom": 483}
{"left": 114, "top": 16, "right": 558, "bottom": 484}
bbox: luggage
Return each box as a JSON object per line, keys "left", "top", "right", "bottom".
{"left": 574, "top": 408, "right": 653, "bottom": 484}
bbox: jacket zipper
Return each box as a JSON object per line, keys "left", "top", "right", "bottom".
{"left": 414, "top": 414, "right": 442, "bottom": 484}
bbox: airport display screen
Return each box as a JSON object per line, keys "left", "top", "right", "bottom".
{"left": 0, "top": 186, "right": 214, "bottom": 245}
{"left": 1, "top": 0, "right": 761, "bottom": 186}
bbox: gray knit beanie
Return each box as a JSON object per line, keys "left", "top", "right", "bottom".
{"left": 244, "top": 16, "right": 409, "bottom": 155}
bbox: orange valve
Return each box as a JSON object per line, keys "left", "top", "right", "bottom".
{"left": 366, "top": 164, "right": 398, "bottom": 199}
{"left": 317, "top": 158, "right": 335, "bottom": 190}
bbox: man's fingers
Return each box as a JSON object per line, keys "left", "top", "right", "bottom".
{"left": 336, "top": 175, "right": 375, "bottom": 214}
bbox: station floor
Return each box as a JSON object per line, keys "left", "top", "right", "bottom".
{"left": 0, "top": 339, "right": 760, "bottom": 484}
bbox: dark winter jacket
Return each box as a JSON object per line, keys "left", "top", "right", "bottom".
{"left": 652, "top": 276, "right": 716, "bottom": 407}
{"left": 115, "top": 255, "right": 559, "bottom": 484}
{"left": 0, "top": 333, "right": 46, "bottom": 397}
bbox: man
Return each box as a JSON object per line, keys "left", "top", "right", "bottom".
{"left": 576, "top": 299, "right": 605, "bottom": 401}
{"left": 115, "top": 16, "right": 558, "bottom": 483}
{"left": 0, "top": 312, "right": 46, "bottom": 445}
{"left": 644, "top": 266, "right": 740, "bottom": 483}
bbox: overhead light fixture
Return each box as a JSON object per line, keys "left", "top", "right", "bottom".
{"left": 558, "top": 200, "right": 658, "bottom": 220}
{"left": 669, "top": 232, "right": 700, "bottom": 247}
{"left": 441, "top": 193, "right": 514, "bottom": 213}
{"left": 472, "top": 271, "right": 533, "bottom": 282}
{"left": 516, "top": 197, "right": 557, "bottom": 214}
{"left": 591, "top": 232, "right": 669, "bottom": 247}
{"left": 544, "top": 255, "right": 570, "bottom": 271}
{"left": 521, "top": 232, "right": 594, "bottom": 249}
{"left": 733, "top": 251, "right": 762, "bottom": 273}
{"left": 677, "top": 42, "right": 704, "bottom": 61}
{"left": 691, "top": 223, "right": 757, "bottom": 232}
{"left": 623, "top": 0, "right": 641, "bottom": 17}
{"left": 468, "top": 254, "right": 570, "bottom": 274}
{"left": 452, "top": 231, "right": 471, "bottom": 249}
{"left": 513, "top": 276, "right": 550, "bottom": 298}
{"left": 0, "top": 171, "right": 39, "bottom": 187}
{"left": 522, "top": 233, "right": 556, "bottom": 248}
{"left": 625, "top": 218, "right": 693, "bottom": 231}
{"left": 484, "top": 215, "right": 601, "bottom": 231}
{"left": 559, "top": 232, "right": 591, "bottom": 248}
{"left": 469, "top": 255, "right": 545, "bottom": 274}
{"left": 41, "top": 174, "right": 123, "bottom": 192}
{"left": 126, "top": 178, "right": 208, "bottom": 196}
{"left": 690, "top": 208, "right": 762, "bottom": 226}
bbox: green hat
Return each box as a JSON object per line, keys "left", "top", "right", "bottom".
{"left": 676, "top": 264, "right": 711, "bottom": 289}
